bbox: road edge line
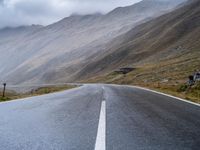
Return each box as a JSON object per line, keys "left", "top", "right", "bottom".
{"left": 0, "top": 86, "right": 83, "bottom": 105}
{"left": 131, "top": 86, "right": 200, "bottom": 107}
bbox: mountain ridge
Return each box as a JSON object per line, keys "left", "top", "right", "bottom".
{"left": 79, "top": 0, "right": 200, "bottom": 84}
{"left": 0, "top": 0, "right": 186, "bottom": 85}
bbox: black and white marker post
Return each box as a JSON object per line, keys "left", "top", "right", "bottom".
{"left": 2, "top": 83, "right": 6, "bottom": 97}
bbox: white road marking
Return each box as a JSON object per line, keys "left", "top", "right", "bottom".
{"left": 95, "top": 100, "right": 106, "bottom": 150}
{"left": 107, "top": 83, "right": 200, "bottom": 106}
{"left": 132, "top": 86, "right": 200, "bottom": 107}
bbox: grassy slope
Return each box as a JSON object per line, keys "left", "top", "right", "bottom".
{"left": 86, "top": 56, "right": 200, "bottom": 103}
{"left": 0, "top": 85, "right": 77, "bottom": 102}
{"left": 84, "top": 0, "right": 200, "bottom": 103}
{"left": 75, "top": 0, "right": 200, "bottom": 81}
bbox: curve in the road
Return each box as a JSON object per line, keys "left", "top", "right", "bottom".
{"left": 0, "top": 84, "right": 199, "bottom": 150}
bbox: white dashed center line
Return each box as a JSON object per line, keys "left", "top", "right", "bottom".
{"left": 95, "top": 99, "right": 106, "bottom": 150}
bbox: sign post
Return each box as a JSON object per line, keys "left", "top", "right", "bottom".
{"left": 2, "top": 83, "right": 6, "bottom": 97}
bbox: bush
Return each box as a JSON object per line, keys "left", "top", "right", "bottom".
{"left": 178, "top": 84, "right": 188, "bottom": 92}
{"left": 194, "top": 81, "right": 200, "bottom": 90}
{"left": 0, "top": 97, "right": 11, "bottom": 101}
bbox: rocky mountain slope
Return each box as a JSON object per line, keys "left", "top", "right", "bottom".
{"left": 76, "top": 0, "right": 200, "bottom": 77}
{"left": 0, "top": 0, "right": 185, "bottom": 85}
{"left": 84, "top": 0, "right": 200, "bottom": 94}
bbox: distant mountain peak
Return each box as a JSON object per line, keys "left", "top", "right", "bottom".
{"left": 69, "top": 12, "right": 102, "bottom": 18}
{"left": 0, "top": 0, "right": 189, "bottom": 84}
{"left": 0, "top": 24, "right": 43, "bottom": 31}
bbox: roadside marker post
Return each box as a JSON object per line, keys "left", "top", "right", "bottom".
{"left": 2, "top": 83, "right": 6, "bottom": 97}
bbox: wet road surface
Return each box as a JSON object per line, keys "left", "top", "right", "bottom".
{"left": 0, "top": 84, "right": 199, "bottom": 150}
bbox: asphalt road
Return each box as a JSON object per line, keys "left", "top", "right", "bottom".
{"left": 0, "top": 84, "right": 200, "bottom": 150}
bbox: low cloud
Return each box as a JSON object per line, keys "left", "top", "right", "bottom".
{"left": 0, "top": 0, "right": 141, "bottom": 28}
{"left": 0, "top": 0, "right": 4, "bottom": 5}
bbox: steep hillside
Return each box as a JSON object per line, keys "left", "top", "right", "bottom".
{"left": 82, "top": 0, "right": 200, "bottom": 102}
{"left": 0, "top": 0, "right": 184, "bottom": 85}
{"left": 77, "top": 0, "right": 200, "bottom": 81}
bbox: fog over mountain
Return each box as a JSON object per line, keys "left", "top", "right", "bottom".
{"left": 0, "top": 0, "right": 141, "bottom": 28}
{"left": 0, "top": 0, "right": 186, "bottom": 85}
{"left": 77, "top": 0, "right": 199, "bottom": 81}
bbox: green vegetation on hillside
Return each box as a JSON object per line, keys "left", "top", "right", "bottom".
{"left": 83, "top": 0, "right": 200, "bottom": 103}
{"left": 86, "top": 53, "right": 200, "bottom": 103}
{"left": 0, "top": 85, "right": 77, "bottom": 102}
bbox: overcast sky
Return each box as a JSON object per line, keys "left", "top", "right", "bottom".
{"left": 0, "top": 0, "right": 141, "bottom": 28}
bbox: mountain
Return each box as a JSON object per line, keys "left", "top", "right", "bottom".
{"left": 0, "top": 0, "right": 185, "bottom": 85}
{"left": 78, "top": 0, "right": 200, "bottom": 84}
